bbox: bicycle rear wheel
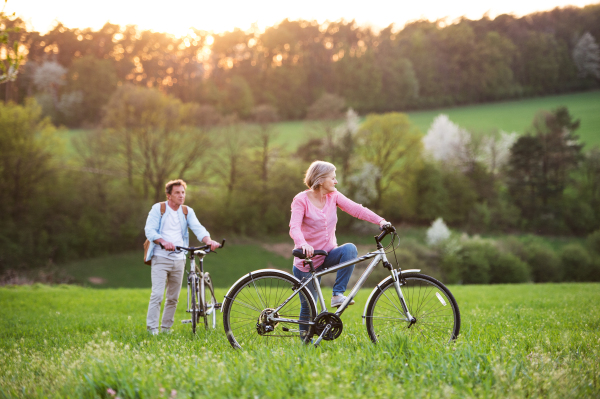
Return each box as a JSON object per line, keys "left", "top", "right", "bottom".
{"left": 201, "top": 273, "right": 217, "bottom": 330}
{"left": 365, "top": 272, "right": 460, "bottom": 345}
{"left": 222, "top": 271, "right": 317, "bottom": 349}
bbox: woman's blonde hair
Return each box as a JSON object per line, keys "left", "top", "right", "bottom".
{"left": 304, "top": 161, "right": 336, "bottom": 190}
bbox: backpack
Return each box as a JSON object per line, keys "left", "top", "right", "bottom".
{"left": 143, "top": 202, "right": 188, "bottom": 265}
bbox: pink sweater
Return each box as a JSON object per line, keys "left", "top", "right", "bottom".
{"left": 289, "top": 190, "right": 384, "bottom": 271}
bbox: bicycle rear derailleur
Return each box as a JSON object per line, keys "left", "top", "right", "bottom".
{"left": 314, "top": 312, "right": 343, "bottom": 341}
{"left": 256, "top": 308, "right": 279, "bottom": 335}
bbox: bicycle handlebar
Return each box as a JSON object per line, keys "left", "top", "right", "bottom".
{"left": 159, "top": 239, "right": 226, "bottom": 254}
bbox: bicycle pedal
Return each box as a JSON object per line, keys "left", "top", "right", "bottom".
{"left": 181, "top": 319, "right": 192, "bottom": 324}
{"left": 214, "top": 303, "right": 222, "bottom": 309}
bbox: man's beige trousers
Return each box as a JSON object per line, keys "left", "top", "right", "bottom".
{"left": 146, "top": 256, "right": 186, "bottom": 331}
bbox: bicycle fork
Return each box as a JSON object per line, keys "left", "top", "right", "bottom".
{"left": 391, "top": 269, "right": 416, "bottom": 326}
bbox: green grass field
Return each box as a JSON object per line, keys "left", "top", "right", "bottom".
{"left": 406, "top": 90, "right": 600, "bottom": 147}
{"left": 1, "top": 283, "right": 598, "bottom": 397}
{"left": 268, "top": 90, "right": 600, "bottom": 149}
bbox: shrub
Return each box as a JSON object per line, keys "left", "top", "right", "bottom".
{"left": 488, "top": 252, "right": 531, "bottom": 284}
{"left": 560, "top": 244, "right": 593, "bottom": 281}
{"left": 587, "top": 229, "right": 600, "bottom": 255}
{"left": 443, "top": 240, "right": 496, "bottom": 284}
{"left": 523, "top": 242, "right": 562, "bottom": 282}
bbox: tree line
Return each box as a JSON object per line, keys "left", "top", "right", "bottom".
{"left": 1, "top": 4, "right": 600, "bottom": 124}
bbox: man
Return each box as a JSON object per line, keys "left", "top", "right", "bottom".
{"left": 144, "top": 179, "right": 220, "bottom": 335}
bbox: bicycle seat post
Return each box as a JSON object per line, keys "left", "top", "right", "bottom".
{"left": 304, "top": 258, "right": 315, "bottom": 273}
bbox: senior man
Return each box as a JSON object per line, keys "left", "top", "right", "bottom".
{"left": 144, "top": 179, "right": 220, "bottom": 335}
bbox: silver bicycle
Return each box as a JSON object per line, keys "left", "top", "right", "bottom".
{"left": 222, "top": 225, "right": 460, "bottom": 348}
{"left": 162, "top": 240, "right": 225, "bottom": 333}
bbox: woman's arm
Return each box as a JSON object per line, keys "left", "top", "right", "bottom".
{"left": 335, "top": 191, "right": 385, "bottom": 225}
{"left": 290, "top": 197, "right": 316, "bottom": 257}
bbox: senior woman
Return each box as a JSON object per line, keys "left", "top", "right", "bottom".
{"left": 290, "top": 161, "right": 388, "bottom": 329}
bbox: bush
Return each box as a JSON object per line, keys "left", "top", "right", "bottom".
{"left": 560, "top": 244, "right": 593, "bottom": 281}
{"left": 523, "top": 243, "right": 562, "bottom": 282}
{"left": 488, "top": 252, "right": 531, "bottom": 284}
{"left": 442, "top": 240, "right": 495, "bottom": 284}
{"left": 587, "top": 229, "right": 600, "bottom": 255}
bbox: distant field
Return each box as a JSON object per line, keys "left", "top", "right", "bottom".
{"left": 406, "top": 90, "right": 600, "bottom": 147}
{"left": 61, "top": 90, "right": 600, "bottom": 155}
{"left": 1, "top": 283, "right": 598, "bottom": 397}
{"left": 270, "top": 90, "right": 600, "bottom": 149}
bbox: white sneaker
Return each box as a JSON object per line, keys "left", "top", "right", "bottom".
{"left": 331, "top": 295, "right": 354, "bottom": 308}
{"left": 161, "top": 327, "right": 172, "bottom": 334}
{"left": 148, "top": 328, "right": 159, "bottom": 336}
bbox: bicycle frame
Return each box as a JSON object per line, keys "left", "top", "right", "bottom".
{"left": 265, "top": 247, "right": 416, "bottom": 328}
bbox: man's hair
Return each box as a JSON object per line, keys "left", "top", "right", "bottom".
{"left": 304, "top": 161, "right": 336, "bottom": 190}
{"left": 165, "top": 179, "right": 187, "bottom": 196}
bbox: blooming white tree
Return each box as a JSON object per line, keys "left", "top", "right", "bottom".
{"left": 347, "top": 162, "right": 380, "bottom": 205}
{"left": 478, "top": 130, "right": 518, "bottom": 175}
{"left": 426, "top": 218, "right": 451, "bottom": 246}
{"left": 573, "top": 32, "right": 600, "bottom": 79}
{"left": 422, "top": 114, "right": 471, "bottom": 169}
{"left": 334, "top": 107, "right": 360, "bottom": 139}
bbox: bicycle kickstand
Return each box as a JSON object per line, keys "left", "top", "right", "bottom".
{"left": 313, "top": 324, "right": 332, "bottom": 347}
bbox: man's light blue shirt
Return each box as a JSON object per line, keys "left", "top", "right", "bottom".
{"left": 144, "top": 202, "right": 209, "bottom": 262}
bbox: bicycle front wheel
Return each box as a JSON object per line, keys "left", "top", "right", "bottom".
{"left": 365, "top": 272, "right": 460, "bottom": 345}
{"left": 222, "top": 271, "right": 317, "bottom": 349}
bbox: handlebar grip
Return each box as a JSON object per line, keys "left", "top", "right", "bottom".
{"left": 220, "top": 239, "right": 226, "bottom": 248}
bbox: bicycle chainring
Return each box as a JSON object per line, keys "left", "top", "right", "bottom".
{"left": 314, "top": 312, "right": 343, "bottom": 341}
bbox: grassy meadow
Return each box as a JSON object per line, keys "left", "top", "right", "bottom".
{"left": 1, "top": 283, "right": 599, "bottom": 398}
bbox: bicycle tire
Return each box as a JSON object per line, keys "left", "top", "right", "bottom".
{"left": 191, "top": 275, "right": 198, "bottom": 334}
{"left": 222, "top": 270, "right": 317, "bottom": 349}
{"left": 365, "top": 272, "right": 460, "bottom": 345}
{"left": 201, "top": 273, "right": 216, "bottom": 330}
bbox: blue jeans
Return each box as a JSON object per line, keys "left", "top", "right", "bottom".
{"left": 293, "top": 243, "right": 358, "bottom": 331}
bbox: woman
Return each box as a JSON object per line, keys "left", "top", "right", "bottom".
{"left": 290, "top": 161, "right": 388, "bottom": 328}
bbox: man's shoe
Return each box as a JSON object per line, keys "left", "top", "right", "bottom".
{"left": 148, "top": 328, "right": 159, "bottom": 336}
{"left": 161, "top": 327, "right": 172, "bottom": 334}
{"left": 331, "top": 295, "right": 354, "bottom": 308}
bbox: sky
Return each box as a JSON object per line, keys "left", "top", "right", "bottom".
{"left": 5, "top": 0, "right": 599, "bottom": 37}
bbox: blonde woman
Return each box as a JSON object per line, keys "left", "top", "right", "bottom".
{"left": 290, "top": 161, "right": 388, "bottom": 330}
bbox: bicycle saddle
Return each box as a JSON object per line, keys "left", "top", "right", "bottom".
{"left": 292, "top": 249, "right": 328, "bottom": 259}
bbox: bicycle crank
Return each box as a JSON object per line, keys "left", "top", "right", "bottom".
{"left": 313, "top": 312, "right": 343, "bottom": 343}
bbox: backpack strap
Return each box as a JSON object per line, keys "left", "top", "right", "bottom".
{"left": 182, "top": 205, "right": 188, "bottom": 220}
{"left": 160, "top": 202, "right": 166, "bottom": 215}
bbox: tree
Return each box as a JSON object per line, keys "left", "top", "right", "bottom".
{"left": 0, "top": 1, "right": 24, "bottom": 86}
{"left": 305, "top": 92, "right": 346, "bottom": 160}
{"left": 64, "top": 55, "right": 118, "bottom": 124}
{"left": 32, "top": 61, "right": 67, "bottom": 110}
{"left": 102, "top": 85, "right": 212, "bottom": 201}
{"left": 573, "top": 32, "right": 600, "bottom": 79}
{"left": 251, "top": 104, "right": 279, "bottom": 212}
{"left": 507, "top": 107, "right": 582, "bottom": 227}
{"left": 0, "top": 99, "right": 60, "bottom": 271}
{"left": 355, "top": 112, "right": 422, "bottom": 211}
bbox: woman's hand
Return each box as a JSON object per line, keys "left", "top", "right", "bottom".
{"left": 301, "top": 244, "right": 314, "bottom": 258}
{"left": 379, "top": 219, "right": 390, "bottom": 229}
